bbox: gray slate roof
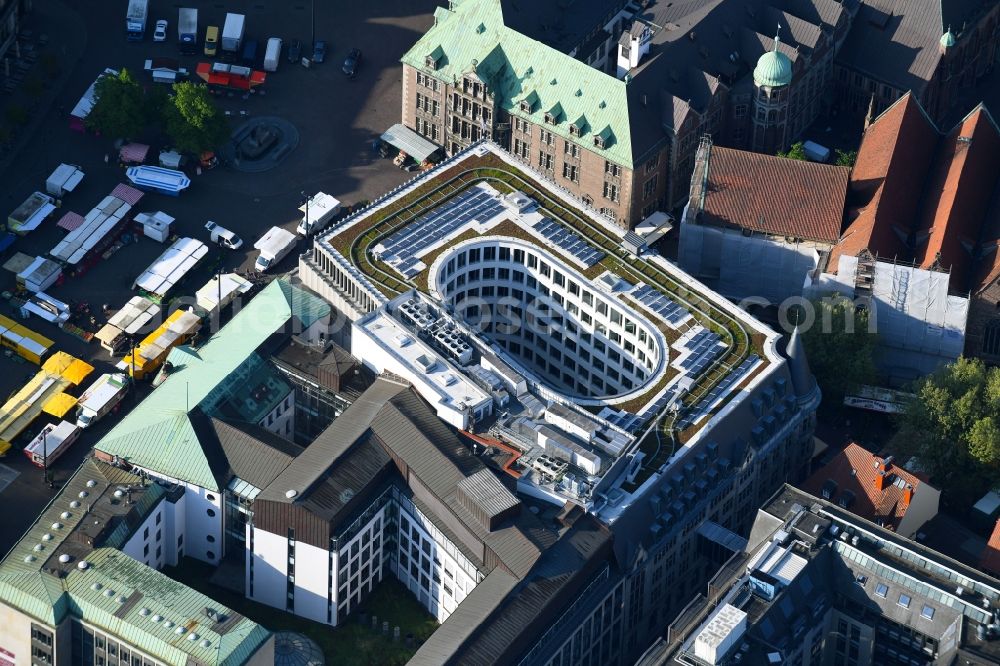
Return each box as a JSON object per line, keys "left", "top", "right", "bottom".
{"left": 837, "top": 0, "right": 983, "bottom": 94}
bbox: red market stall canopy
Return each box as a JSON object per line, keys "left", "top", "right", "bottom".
{"left": 56, "top": 211, "right": 85, "bottom": 232}
{"left": 196, "top": 62, "right": 265, "bottom": 91}
{"left": 119, "top": 142, "right": 150, "bottom": 164}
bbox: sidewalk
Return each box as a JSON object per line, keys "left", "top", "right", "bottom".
{"left": 0, "top": 0, "right": 87, "bottom": 175}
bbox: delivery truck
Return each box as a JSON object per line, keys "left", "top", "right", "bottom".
{"left": 75, "top": 373, "right": 129, "bottom": 428}
{"left": 205, "top": 220, "right": 243, "bottom": 250}
{"left": 221, "top": 13, "right": 245, "bottom": 59}
{"left": 126, "top": 0, "right": 150, "bottom": 41}
{"left": 264, "top": 37, "right": 282, "bottom": 72}
{"left": 178, "top": 8, "right": 198, "bottom": 53}
{"left": 297, "top": 192, "right": 341, "bottom": 235}
{"left": 23, "top": 421, "right": 82, "bottom": 468}
{"left": 254, "top": 226, "right": 297, "bottom": 272}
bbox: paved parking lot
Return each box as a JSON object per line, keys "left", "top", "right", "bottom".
{"left": 0, "top": 0, "right": 442, "bottom": 548}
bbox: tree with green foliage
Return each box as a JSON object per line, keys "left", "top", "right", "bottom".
{"left": 801, "top": 294, "right": 878, "bottom": 403}
{"left": 163, "top": 82, "right": 230, "bottom": 154}
{"left": 892, "top": 358, "right": 1000, "bottom": 496}
{"left": 835, "top": 149, "right": 858, "bottom": 167}
{"left": 85, "top": 68, "right": 146, "bottom": 139}
{"left": 777, "top": 141, "right": 807, "bottom": 160}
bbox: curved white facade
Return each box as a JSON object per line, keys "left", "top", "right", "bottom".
{"left": 428, "top": 237, "right": 668, "bottom": 403}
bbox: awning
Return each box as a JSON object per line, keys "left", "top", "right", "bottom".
{"left": 111, "top": 183, "right": 145, "bottom": 206}
{"left": 57, "top": 211, "right": 85, "bottom": 231}
{"left": 119, "top": 142, "right": 150, "bottom": 164}
{"left": 3, "top": 252, "right": 34, "bottom": 274}
{"left": 61, "top": 358, "right": 95, "bottom": 385}
{"left": 95, "top": 323, "right": 124, "bottom": 346}
{"left": 380, "top": 123, "right": 440, "bottom": 163}
{"left": 42, "top": 393, "right": 78, "bottom": 418}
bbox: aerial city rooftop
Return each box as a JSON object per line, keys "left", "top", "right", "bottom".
{"left": 0, "top": 0, "right": 998, "bottom": 665}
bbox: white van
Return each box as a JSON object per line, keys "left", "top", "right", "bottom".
{"left": 264, "top": 37, "right": 282, "bottom": 72}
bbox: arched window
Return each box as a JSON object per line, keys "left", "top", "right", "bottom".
{"left": 983, "top": 319, "right": 1000, "bottom": 356}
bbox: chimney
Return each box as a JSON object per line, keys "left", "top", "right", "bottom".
{"left": 876, "top": 455, "right": 893, "bottom": 473}
{"left": 875, "top": 471, "right": 889, "bottom": 491}
{"left": 902, "top": 485, "right": 914, "bottom": 507}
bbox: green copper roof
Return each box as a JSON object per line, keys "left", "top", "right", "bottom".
{"left": 95, "top": 279, "right": 329, "bottom": 491}
{"left": 754, "top": 33, "right": 793, "bottom": 87}
{"left": 401, "top": 0, "right": 634, "bottom": 167}
{"left": 940, "top": 29, "right": 956, "bottom": 48}
{"left": 0, "top": 459, "right": 271, "bottom": 666}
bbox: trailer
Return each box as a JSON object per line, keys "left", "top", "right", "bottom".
{"left": 221, "top": 13, "right": 245, "bottom": 55}
{"left": 22, "top": 291, "right": 71, "bottom": 325}
{"left": 253, "top": 226, "right": 297, "bottom": 272}
{"left": 8, "top": 192, "right": 56, "bottom": 235}
{"left": 0, "top": 314, "right": 54, "bottom": 364}
{"left": 45, "top": 164, "right": 85, "bottom": 198}
{"left": 75, "top": 373, "right": 128, "bottom": 428}
{"left": 0, "top": 352, "right": 92, "bottom": 454}
{"left": 125, "top": 166, "right": 191, "bottom": 196}
{"left": 69, "top": 68, "right": 117, "bottom": 132}
{"left": 50, "top": 184, "right": 143, "bottom": 268}
{"left": 134, "top": 237, "right": 209, "bottom": 301}
{"left": 23, "top": 421, "right": 82, "bottom": 468}
{"left": 178, "top": 8, "right": 198, "bottom": 53}
{"left": 143, "top": 59, "right": 189, "bottom": 84}
{"left": 297, "top": 192, "right": 341, "bottom": 235}
{"left": 135, "top": 211, "right": 174, "bottom": 242}
{"left": 94, "top": 296, "right": 160, "bottom": 354}
{"left": 803, "top": 140, "right": 831, "bottom": 163}
{"left": 195, "top": 272, "right": 252, "bottom": 314}
{"left": 195, "top": 62, "right": 266, "bottom": 91}
{"left": 126, "top": 0, "right": 150, "bottom": 41}
{"left": 118, "top": 309, "right": 201, "bottom": 380}
{"left": 17, "top": 256, "right": 62, "bottom": 293}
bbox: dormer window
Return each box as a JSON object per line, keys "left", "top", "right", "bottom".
{"left": 520, "top": 100, "right": 532, "bottom": 113}
{"left": 569, "top": 124, "right": 580, "bottom": 137}
{"left": 425, "top": 45, "right": 444, "bottom": 71}
{"left": 594, "top": 135, "right": 606, "bottom": 149}
{"left": 544, "top": 112, "right": 556, "bottom": 124}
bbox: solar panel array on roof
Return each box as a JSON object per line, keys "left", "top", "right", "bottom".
{"left": 376, "top": 189, "right": 504, "bottom": 278}
{"left": 632, "top": 284, "right": 691, "bottom": 327}
{"left": 676, "top": 354, "right": 761, "bottom": 430}
{"left": 678, "top": 327, "right": 725, "bottom": 377}
{"left": 529, "top": 217, "right": 604, "bottom": 267}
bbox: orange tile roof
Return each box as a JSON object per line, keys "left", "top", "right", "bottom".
{"left": 982, "top": 518, "right": 1000, "bottom": 577}
{"left": 700, "top": 145, "right": 850, "bottom": 244}
{"left": 913, "top": 106, "right": 1000, "bottom": 288}
{"left": 827, "top": 93, "right": 939, "bottom": 271}
{"left": 799, "top": 442, "right": 923, "bottom": 530}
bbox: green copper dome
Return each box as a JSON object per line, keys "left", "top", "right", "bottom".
{"left": 940, "top": 28, "right": 956, "bottom": 48}
{"left": 754, "top": 46, "right": 793, "bottom": 87}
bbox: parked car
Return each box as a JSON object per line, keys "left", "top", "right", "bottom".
{"left": 312, "top": 40, "right": 327, "bottom": 64}
{"left": 287, "top": 39, "right": 302, "bottom": 63}
{"left": 342, "top": 47, "right": 362, "bottom": 77}
{"left": 153, "top": 20, "right": 168, "bottom": 43}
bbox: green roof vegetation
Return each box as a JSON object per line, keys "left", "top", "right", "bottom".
{"left": 401, "top": 0, "right": 635, "bottom": 167}
{"left": 323, "top": 148, "right": 761, "bottom": 477}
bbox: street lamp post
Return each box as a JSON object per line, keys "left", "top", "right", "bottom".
{"left": 302, "top": 191, "right": 310, "bottom": 236}
{"left": 41, "top": 427, "right": 47, "bottom": 486}
{"left": 311, "top": 0, "right": 316, "bottom": 51}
